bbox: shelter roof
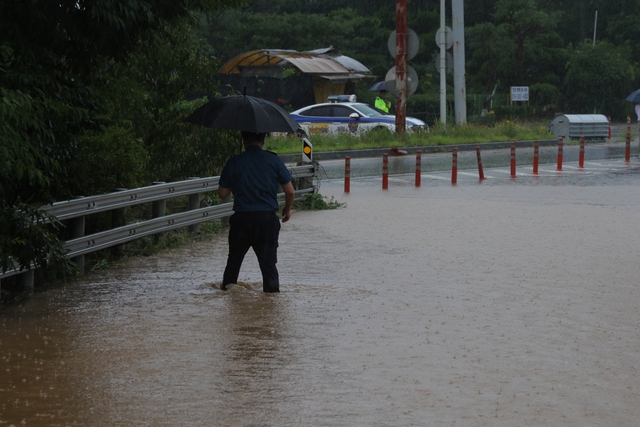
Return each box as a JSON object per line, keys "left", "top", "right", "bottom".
{"left": 217, "top": 47, "right": 370, "bottom": 78}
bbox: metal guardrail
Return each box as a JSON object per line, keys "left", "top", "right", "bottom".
{"left": 1, "top": 164, "right": 317, "bottom": 283}
{"left": 43, "top": 165, "right": 316, "bottom": 221}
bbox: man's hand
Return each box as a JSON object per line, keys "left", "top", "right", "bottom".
{"left": 281, "top": 181, "right": 295, "bottom": 222}
{"left": 281, "top": 207, "right": 292, "bottom": 222}
{"left": 218, "top": 186, "right": 231, "bottom": 200}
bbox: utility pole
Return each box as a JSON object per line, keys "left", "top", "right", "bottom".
{"left": 439, "top": 0, "right": 446, "bottom": 124}
{"left": 395, "top": 0, "right": 407, "bottom": 133}
{"left": 452, "top": 0, "right": 467, "bottom": 124}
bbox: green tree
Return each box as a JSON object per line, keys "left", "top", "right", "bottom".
{"left": 1, "top": 0, "right": 247, "bottom": 278}
{"left": 72, "top": 21, "right": 239, "bottom": 193}
{"left": 563, "top": 40, "right": 634, "bottom": 117}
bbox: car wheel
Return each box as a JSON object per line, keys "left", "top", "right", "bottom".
{"left": 367, "top": 126, "right": 393, "bottom": 137}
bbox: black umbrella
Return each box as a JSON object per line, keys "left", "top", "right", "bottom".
{"left": 369, "top": 81, "right": 387, "bottom": 92}
{"left": 184, "top": 94, "right": 301, "bottom": 134}
{"left": 625, "top": 89, "right": 640, "bottom": 103}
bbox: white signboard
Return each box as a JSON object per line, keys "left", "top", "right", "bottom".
{"left": 511, "top": 86, "right": 529, "bottom": 102}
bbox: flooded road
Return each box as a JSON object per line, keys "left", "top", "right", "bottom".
{"left": 2, "top": 150, "right": 640, "bottom": 426}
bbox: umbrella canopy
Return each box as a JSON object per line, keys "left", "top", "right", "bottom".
{"left": 184, "top": 95, "right": 301, "bottom": 134}
{"left": 369, "top": 81, "right": 387, "bottom": 92}
{"left": 625, "top": 89, "right": 640, "bottom": 103}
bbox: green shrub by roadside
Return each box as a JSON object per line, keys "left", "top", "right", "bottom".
{"left": 266, "top": 121, "right": 551, "bottom": 155}
{"left": 295, "top": 193, "right": 345, "bottom": 211}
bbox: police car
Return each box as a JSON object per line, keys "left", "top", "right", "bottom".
{"left": 289, "top": 95, "right": 428, "bottom": 136}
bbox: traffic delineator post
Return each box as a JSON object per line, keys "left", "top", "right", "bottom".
{"left": 344, "top": 156, "right": 351, "bottom": 193}
{"left": 476, "top": 146, "right": 486, "bottom": 181}
{"left": 301, "top": 138, "right": 313, "bottom": 163}
{"left": 579, "top": 136, "right": 585, "bottom": 168}
{"left": 557, "top": 137, "right": 563, "bottom": 171}
{"left": 625, "top": 131, "right": 631, "bottom": 163}
{"left": 510, "top": 142, "right": 516, "bottom": 178}
{"left": 451, "top": 148, "right": 458, "bottom": 185}
{"left": 415, "top": 150, "right": 421, "bottom": 187}
{"left": 533, "top": 140, "right": 539, "bottom": 175}
{"left": 382, "top": 153, "right": 389, "bottom": 190}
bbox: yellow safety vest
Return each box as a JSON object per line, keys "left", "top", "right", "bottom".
{"left": 375, "top": 96, "right": 390, "bottom": 113}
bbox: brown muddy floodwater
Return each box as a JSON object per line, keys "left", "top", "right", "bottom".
{"left": 2, "top": 162, "right": 640, "bottom": 426}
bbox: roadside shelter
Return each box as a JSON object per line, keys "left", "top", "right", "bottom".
{"left": 215, "top": 47, "right": 371, "bottom": 110}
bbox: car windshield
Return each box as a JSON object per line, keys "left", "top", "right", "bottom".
{"left": 351, "top": 103, "right": 385, "bottom": 117}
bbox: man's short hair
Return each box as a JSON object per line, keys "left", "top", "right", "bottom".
{"left": 241, "top": 131, "right": 267, "bottom": 144}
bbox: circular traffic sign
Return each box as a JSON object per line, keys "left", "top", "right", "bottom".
{"left": 387, "top": 28, "right": 420, "bottom": 61}
{"left": 384, "top": 65, "right": 419, "bottom": 98}
{"left": 435, "top": 52, "right": 454, "bottom": 74}
{"left": 435, "top": 26, "right": 453, "bottom": 49}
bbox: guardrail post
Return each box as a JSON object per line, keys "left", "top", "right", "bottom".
{"left": 70, "top": 199, "right": 86, "bottom": 273}
{"left": 16, "top": 268, "right": 35, "bottom": 291}
{"left": 111, "top": 188, "right": 128, "bottom": 256}
{"left": 187, "top": 177, "right": 201, "bottom": 234}
{"left": 17, "top": 269, "right": 35, "bottom": 290}
{"left": 152, "top": 182, "right": 166, "bottom": 242}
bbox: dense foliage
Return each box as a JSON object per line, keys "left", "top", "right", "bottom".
{"left": 1, "top": 0, "right": 247, "bottom": 279}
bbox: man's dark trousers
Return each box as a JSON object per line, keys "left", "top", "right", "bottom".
{"left": 222, "top": 211, "right": 281, "bottom": 292}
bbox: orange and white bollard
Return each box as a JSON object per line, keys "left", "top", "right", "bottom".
{"left": 344, "top": 156, "right": 351, "bottom": 193}
{"left": 557, "top": 137, "right": 563, "bottom": 171}
{"left": 476, "top": 146, "right": 486, "bottom": 181}
{"left": 451, "top": 148, "right": 458, "bottom": 185}
{"left": 382, "top": 153, "right": 389, "bottom": 190}
{"left": 626, "top": 131, "right": 631, "bottom": 163}
{"left": 415, "top": 150, "right": 421, "bottom": 187}
{"left": 533, "top": 140, "right": 539, "bottom": 175}
{"left": 510, "top": 141, "right": 516, "bottom": 178}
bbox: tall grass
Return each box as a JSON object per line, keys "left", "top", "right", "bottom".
{"left": 265, "top": 120, "right": 551, "bottom": 154}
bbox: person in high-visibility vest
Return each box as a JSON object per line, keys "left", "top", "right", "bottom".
{"left": 375, "top": 90, "right": 391, "bottom": 113}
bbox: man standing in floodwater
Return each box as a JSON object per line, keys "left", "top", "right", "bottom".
{"left": 218, "top": 131, "right": 295, "bottom": 293}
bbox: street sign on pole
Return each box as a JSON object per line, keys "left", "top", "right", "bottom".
{"left": 385, "top": 65, "right": 419, "bottom": 98}
{"left": 388, "top": 29, "right": 419, "bottom": 61}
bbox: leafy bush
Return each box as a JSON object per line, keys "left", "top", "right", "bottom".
{"left": 295, "top": 193, "right": 345, "bottom": 210}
